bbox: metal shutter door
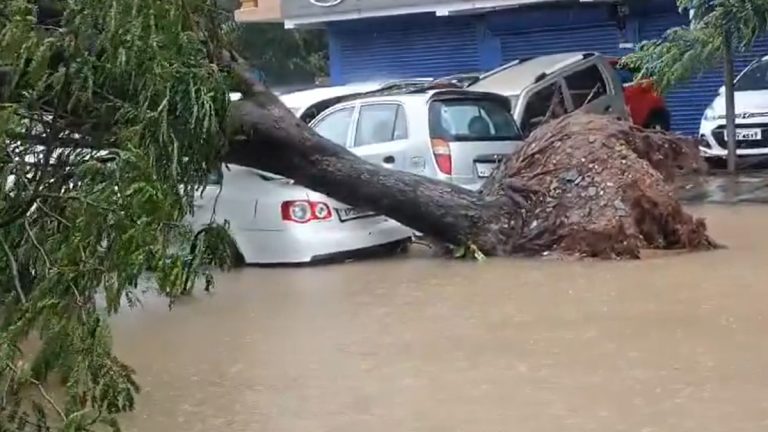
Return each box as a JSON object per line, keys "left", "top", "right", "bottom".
{"left": 640, "top": 13, "right": 707, "bottom": 134}
{"left": 328, "top": 15, "right": 481, "bottom": 84}
{"left": 488, "top": 6, "right": 623, "bottom": 63}
{"left": 496, "top": 24, "right": 623, "bottom": 63}
{"left": 641, "top": 13, "right": 768, "bottom": 134}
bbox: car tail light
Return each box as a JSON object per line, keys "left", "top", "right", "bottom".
{"left": 311, "top": 201, "right": 332, "bottom": 221}
{"left": 430, "top": 138, "right": 452, "bottom": 175}
{"left": 281, "top": 200, "right": 333, "bottom": 223}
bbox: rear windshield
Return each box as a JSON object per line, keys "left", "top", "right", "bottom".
{"left": 428, "top": 98, "right": 522, "bottom": 141}
{"left": 735, "top": 59, "right": 768, "bottom": 91}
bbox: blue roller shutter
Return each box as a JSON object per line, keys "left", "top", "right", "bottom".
{"left": 639, "top": 13, "right": 709, "bottom": 134}
{"left": 327, "top": 14, "right": 481, "bottom": 85}
{"left": 640, "top": 13, "right": 768, "bottom": 134}
{"left": 497, "top": 24, "right": 623, "bottom": 62}
{"left": 488, "top": 6, "right": 624, "bottom": 63}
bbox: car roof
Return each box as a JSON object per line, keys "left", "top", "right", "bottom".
{"left": 331, "top": 87, "right": 513, "bottom": 112}
{"left": 468, "top": 52, "right": 598, "bottom": 96}
{"left": 279, "top": 79, "right": 433, "bottom": 114}
{"left": 280, "top": 84, "right": 381, "bottom": 111}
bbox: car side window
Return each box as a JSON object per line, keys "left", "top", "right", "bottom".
{"left": 354, "top": 104, "right": 407, "bottom": 147}
{"left": 520, "top": 81, "right": 566, "bottom": 134}
{"left": 564, "top": 65, "right": 608, "bottom": 108}
{"left": 313, "top": 107, "right": 354, "bottom": 146}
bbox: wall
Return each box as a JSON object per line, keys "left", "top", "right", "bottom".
{"left": 235, "top": 0, "right": 283, "bottom": 22}
{"left": 281, "top": 0, "right": 595, "bottom": 24}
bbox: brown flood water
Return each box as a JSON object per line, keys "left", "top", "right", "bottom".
{"left": 115, "top": 204, "right": 768, "bottom": 432}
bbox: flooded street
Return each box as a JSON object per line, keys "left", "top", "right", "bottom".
{"left": 115, "top": 204, "right": 768, "bottom": 432}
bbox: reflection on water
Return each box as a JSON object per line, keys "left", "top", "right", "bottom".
{"left": 115, "top": 205, "right": 768, "bottom": 432}
{"left": 678, "top": 172, "right": 768, "bottom": 204}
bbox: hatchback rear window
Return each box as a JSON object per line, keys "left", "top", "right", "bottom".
{"left": 428, "top": 98, "right": 522, "bottom": 141}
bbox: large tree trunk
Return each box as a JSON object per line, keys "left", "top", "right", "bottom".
{"left": 225, "top": 79, "right": 719, "bottom": 259}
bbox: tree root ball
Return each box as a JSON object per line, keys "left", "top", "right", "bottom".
{"left": 480, "top": 113, "right": 720, "bottom": 258}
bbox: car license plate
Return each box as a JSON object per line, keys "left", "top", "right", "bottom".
{"left": 475, "top": 162, "right": 498, "bottom": 178}
{"left": 736, "top": 128, "right": 762, "bottom": 140}
{"left": 335, "top": 207, "right": 376, "bottom": 222}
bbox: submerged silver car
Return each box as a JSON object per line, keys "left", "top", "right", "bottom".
{"left": 308, "top": 88, "right": 524, "bottom": 190}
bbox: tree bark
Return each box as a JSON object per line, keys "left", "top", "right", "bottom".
{"left": 224, "top": 75, "right": 719, "bottom": 259}
{"left": 723, "top": 31, "right": 738, "bottom": 174}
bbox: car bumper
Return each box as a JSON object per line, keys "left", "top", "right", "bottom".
{"left": 699, "top": 119, "right": 768, "bottom": 157}
{"left": 233, "top": 216, "right": 413, "bottom": 265}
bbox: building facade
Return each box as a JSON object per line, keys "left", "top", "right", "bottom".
{"left": 236, "top": 0, "right": 768, "bottom": 134}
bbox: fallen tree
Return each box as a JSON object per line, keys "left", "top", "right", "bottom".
{"left": 225, "top": 73, "right": 719, "bottom": 259}
{"left": 0, "top": 1, "right": 722, "bottom": 428}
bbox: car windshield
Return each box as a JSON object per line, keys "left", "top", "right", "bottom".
{"left": 735, "top": 59, "right": 768, "bottom": 91}
{"left": 428, "top": 98, "right": 522, "bottom": 141}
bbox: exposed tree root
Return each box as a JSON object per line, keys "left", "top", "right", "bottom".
{"left": 481, "top": 113, "right": 720, "bottom": 258}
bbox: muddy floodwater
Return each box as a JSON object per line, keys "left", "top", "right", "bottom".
{"left": 115, "top": 204, "right": 768, "bottom": 432}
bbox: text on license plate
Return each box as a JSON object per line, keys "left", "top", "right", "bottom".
{"left": 735, "top": 128, "right": 762, "bottom": 140}
{"left": 475, "top": 162, "right": 499, "bottom": 178}
{"left": 334, "top": 207, "right": 377, "bottom": 222}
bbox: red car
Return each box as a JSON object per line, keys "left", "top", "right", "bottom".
{"left": 608, "top": 57, "right": 671, "bottom": 131}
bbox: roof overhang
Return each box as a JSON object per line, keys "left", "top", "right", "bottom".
{"left": 284, "top": 0, "right": 620, "bottom": 28}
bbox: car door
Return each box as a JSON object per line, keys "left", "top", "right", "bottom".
{"left": 517, "top": 79, "right": 569, "bottom": 136}
{"left": 349, "top": 103, "right": 410, "bottom": 171}
{"left": 310, "top": 105, "right": 357, "bottom": 147}
{"left": 561, "top": 62, "right": 619, "bottom": 117}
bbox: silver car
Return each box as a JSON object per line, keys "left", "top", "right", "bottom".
{"left": 187, "top": 164, "right": 413, "bottom": 265}
{"left": 308, "top": 88, "right": 524, "bottom": 190}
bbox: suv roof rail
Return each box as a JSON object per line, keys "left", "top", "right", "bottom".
{"left": 433, "top": 72, "right": 483, "bottom": 88}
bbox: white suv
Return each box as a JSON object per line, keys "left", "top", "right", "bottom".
{"left": 699, "top": 55, "right": 768, "bottom": 159}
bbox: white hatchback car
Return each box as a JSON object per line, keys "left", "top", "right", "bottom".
{"left": 308, "top": 87, "right": 524, "bottom": 190}
{"left": 699, "top": 55, "right": 768, "bottom": 159}
{"left": 187, "top": 164, "right": 413, "bottom": 265}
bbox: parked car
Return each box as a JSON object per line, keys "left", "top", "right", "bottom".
{"left": 466, "top": 52, "right": 629, "bottom": 135}
{"left": 307, "top": 87, "right": 525, "bottom": 190}
{"left": 207, "top": 92, "right": 414, "bottom": 265}
{"left": 186, "top": 163, "right": 413, "bottom": 265}
{"left": 699, "top": 54, "right": 768, "bottom": 159}
{"left": 279, "top": 78, "right": 434, "bottom": 123}
{"left": 607, "top": 56, "right": 671, "bottom": 130}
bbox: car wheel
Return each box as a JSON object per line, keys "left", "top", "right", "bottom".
{"left": 644, "top": 110, "right": 671, "bottom": 131}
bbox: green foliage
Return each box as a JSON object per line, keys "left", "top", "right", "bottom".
{"left": 623, "top": 0, "right": 768, "bottom": 91}
{"left": 0, "top": 0, "right": 237, "bottom": 429}
{"left": 451, "top": 243, "right": 487, "bottom": 261}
